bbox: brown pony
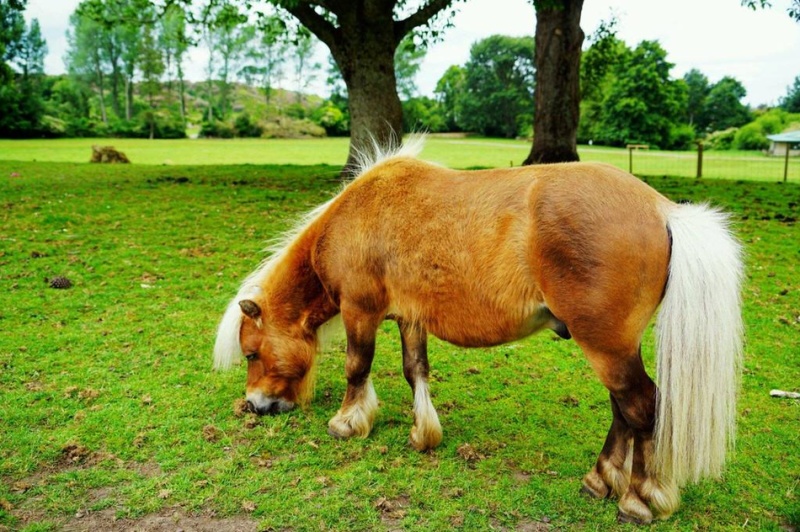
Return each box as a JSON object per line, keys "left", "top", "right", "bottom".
{"left": 214, "top": 138, "right": 743, "bottom": 523}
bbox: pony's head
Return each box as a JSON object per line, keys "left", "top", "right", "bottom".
{"left": 215, "top": 294, "right": 317, "bottom": 416}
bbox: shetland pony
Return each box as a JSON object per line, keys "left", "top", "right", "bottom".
{"left": 213, "top": 138, "right": 743, "bottom": 523}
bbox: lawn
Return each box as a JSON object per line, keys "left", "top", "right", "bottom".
{"left": 0, "top": 136, "right": 797, "bottom": 182}
{"left": 0, "top": 153, "right": 798, "bottom": 531}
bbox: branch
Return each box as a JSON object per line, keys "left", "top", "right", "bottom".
{"left": 280, "top": 2, "right": 339, "bottom": 51}
{"left": 394, "top": 0, "right": 460, "bottom": 42}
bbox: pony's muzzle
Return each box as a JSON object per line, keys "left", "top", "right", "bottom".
{"left": 245, "top": 394, "right": 296, "bottom": 416}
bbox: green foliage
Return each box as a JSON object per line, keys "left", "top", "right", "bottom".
{"left": 703, "top": 127, "right": 738, "bottom": 150}
{"left": 595, "top": 41, "right": 687, "bottom": 149}
{"left": 682, "top": 68, "right": 710, "bottom": 127}
{"left": 233, "top": 112, "right": 263, "bottom": 138}
{"left": 0, "top": 2, "right": 48, "bottom": 137}
{"left": 733, "top": 122, "right": 770, "bottom": 150}
{"left": 434, "top": 65, "right": 465, "bottom": 132}
{"left": 199, "top": 119, "right": 235, "bottom": 139}
{"left": 707, "top": 109, "right": 800, "bottom": 151}
{"left": 698, "top": 76, "right": 752, "bottom": 133}
{"left": 311, "top": 101, "right": 349, "bottom": 137}
{"left": 458, "top": 35, "right": 535, "bottom": 138}
{"left": 667, "top": 123, "right": 697, "bottom": 151}
{"left": 402, "top": 96, "right": 447, "bottom": 133}
{"left": 780, "top": 74, "right": 800, "bottom": 113}
{"left": 395, "top": 34, "right": 426, "bottom": 100}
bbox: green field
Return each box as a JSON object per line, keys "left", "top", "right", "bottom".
{"left": 0, "top": 136, "right": 797, "bottom": 182}
{"left": 0, "top": 147, "right": 798, "bottom": 530}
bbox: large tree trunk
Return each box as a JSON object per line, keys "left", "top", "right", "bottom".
{"left": 283, "top": 0, "right": 455, "bottom": 175}
{"left": 523, "top": 0, "right": 584, "bottom": 165}
{"left": 337, "top": 31, "right": 403, "bottom": 174}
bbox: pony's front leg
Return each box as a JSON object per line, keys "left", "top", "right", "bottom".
{"left": 327, "top": 304, "right": 382, "bottom": 440}
{"left": 399, "top": 320, "right": 442, "bottom": 451}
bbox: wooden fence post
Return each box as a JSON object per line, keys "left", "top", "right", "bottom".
{"left": 696, "top": 141, "right": 703, "bottom": 179}
{"left": 784, "top": 145, "right": 790, "bottom": 183}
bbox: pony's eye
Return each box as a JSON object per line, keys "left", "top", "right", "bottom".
{"left": 245, "top": 353, "right": 258, "bottom": 362}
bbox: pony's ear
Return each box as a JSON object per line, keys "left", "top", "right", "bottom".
{"left": 239, "top": 299, "right": 262, "bottom": 320}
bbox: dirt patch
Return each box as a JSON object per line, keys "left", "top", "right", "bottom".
{"left": 456, "top": 443, "right": 486, "bottom": 465}
{"left": 375, "top": 495, "right": 410, "bottom": 529}
{"left": 61, "top": 508, "right": 260, "bottom": 532}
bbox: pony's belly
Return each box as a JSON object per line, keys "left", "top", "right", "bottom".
{"left": 406, "top": 301, "right": 550, "bottom": 348}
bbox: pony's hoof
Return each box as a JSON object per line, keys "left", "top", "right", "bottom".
{"left": 618, "top": 491, "right": 653, "bottom": 525}
{"left": 409, "top": 424, "right": 442, "bottom": 452}
{"left": 327, "top": 425, "right": 351, "bottom": 439}
{"left": 327, "top": 418, "right": 356, "bottom": 440}
{"left": 581, "top": 467, "right": 610, "bottom": 499}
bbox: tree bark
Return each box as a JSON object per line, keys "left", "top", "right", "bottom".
{"left": 523, "top": 0, "right": 584, "bottom": 165}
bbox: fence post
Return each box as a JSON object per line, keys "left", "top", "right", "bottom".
{"left": 696, "top": 141, "right": 703, "bottom": 179}
{"left": 629, "top": 145, "right": 633, "bottom": 174}
{"left": 784, "top": 146, "right": 790, "bottom": 183}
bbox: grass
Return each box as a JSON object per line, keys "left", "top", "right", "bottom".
{"left": 0, "top": 155, "right": 798, "bottom": 531}
{"left": 0, "top": 136, "right": 798, "bottom": 182}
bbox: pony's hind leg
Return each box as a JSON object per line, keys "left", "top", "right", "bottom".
{"left": 398, "top": 320, "right": 442, "bottom": 451}
{"left": 582, "top": 395, "right": 633, "bottom": 499}
{"left": 582, "top": 345, "right": 679, "bottom": 524}
{"left": 327, "top": 303, "right": 382, "bottom": 440}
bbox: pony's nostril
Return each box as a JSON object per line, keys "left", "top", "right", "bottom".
{"left": 245, "top": 400, "right": 256, "bottom": 413}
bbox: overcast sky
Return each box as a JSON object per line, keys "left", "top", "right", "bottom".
{"left": 24, "top": 0, "right": 800, "bottom": 107}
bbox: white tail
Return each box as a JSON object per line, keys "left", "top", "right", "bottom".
{"left": 653, "top": 204, "right": 744, "bottom": 487}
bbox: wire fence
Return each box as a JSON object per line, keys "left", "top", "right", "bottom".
{"left": 577, "top": 144, "right": 799, "bottom": 182}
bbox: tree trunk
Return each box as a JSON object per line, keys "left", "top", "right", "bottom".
{"left": 329, "top": 8, "right": 403, "bottom": 175}
{"left": 125, "top": 77, "right": 133, "bottom": 121}
{"left": 283, "top": 0, "right": 458, "bottom": 175}
{"left": 343, "top": 58, "right": 403, "bottom": 173}
{"left": 97, "top": 68, "right": 107, "bottom": 124}
{"left": 523, "top": 0, "right": 584, "bottom": 165}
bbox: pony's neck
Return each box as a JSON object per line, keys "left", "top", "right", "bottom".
{"left": 264, "top": 236, "right": 338, "bottom": 338}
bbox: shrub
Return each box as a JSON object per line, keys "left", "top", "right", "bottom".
{"left": 703, "top": 127, "right": 737, "bottom": 150}
{"left": 261, "top": 116, "right": 325, "bottom": 139}
{"left": 733, "top": 123, "right": 769, "bottom": 151}
{"left": 199, "top": 120, "right": 235, "bottom": 139}
{"left": 666, "top": 123, "right": 697, "bottom": 151}
{"left": 234, "top": 113, "right": 263, "bottom": 138}
{"left": 311, "top": 102, "right": 349, "bottom": 136}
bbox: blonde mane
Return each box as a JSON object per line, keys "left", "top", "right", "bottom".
{"left": 212, "top": 135, "right": 425, "bottom": 370}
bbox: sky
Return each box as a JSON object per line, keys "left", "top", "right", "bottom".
{"left": 24, "top": 0, "right": 800, "bottom": 107}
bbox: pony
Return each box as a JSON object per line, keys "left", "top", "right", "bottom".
{"left": 213, "top": 138, "right": 743, "bottom": 524}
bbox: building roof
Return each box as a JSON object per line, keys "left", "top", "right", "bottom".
{"left": 767, "top": 130, "right": 800, "bottom": 142}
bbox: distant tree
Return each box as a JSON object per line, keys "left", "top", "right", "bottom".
{"left": 66, "top": 9, "right": 109, "bottom": 123}
{"left": 290, "top": 26, "right": 320, "bottom": 104}
{"left": 577, "top": 17, "right": 625, "bottom": 143}
{"left": 434, "top": 65, "right": 465, "bottom": 131}
{"left": 780, "top": 75, "right": 800, "bottom": 113}
{"left": 239, "top": 15, "right": 287, "bottom": 108}
{"left": 395, "top": 34, "right": 426, "bottom": 100}
{"left": 139, "top": 22, "right": 164, "bottom": 138}
{"left": 159, "top": 4, "right": 187, "bottom": 115}
{"left": 698, "top": 76, "right": 751, "bottom": 133}
{"left": 0, "top": 1, "right": 48, "bottom": 137}
{"left": 597, "top": 40, "right": 687, "bottom": 148}
{"left": 682, "top": 68, "right": 710, "bottom": 128}
{"left": 14, "top": 18, "right": 46, "bottom": 78}
{"left": 459, "top": 35, "right": 535, "bottom": 138}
